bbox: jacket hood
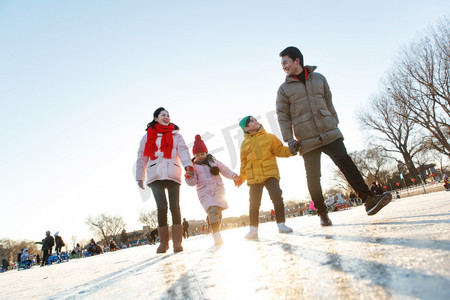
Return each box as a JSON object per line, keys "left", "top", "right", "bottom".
{"left": 244, "top": 125, "right": 267, "bottom": 138}
{"left": 285, "top": 65, "right": 317, "bottom": 83}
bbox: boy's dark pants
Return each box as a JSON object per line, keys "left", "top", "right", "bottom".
{"left": 249, "top": 177, "right": 286, "bottom": 226}
{"left": 303, "top": 138, "right": 368, "bottom": 215}
{"left": 149, "top": 180, "right": 181, "bottom": 227}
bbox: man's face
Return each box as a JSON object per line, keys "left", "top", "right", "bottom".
{"left": 244, "top": 117, "right": 261, "bottom": 133}
{"left": 281, "top": 55, "right": 303, "bottom": 76}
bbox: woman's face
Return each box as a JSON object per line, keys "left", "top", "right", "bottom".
{"left": 155, "top": 110, "right": 170, "bottom": 125}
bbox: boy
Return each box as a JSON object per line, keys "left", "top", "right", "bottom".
{"left": 238, "top": 115, "right": 296, "bottom": 239}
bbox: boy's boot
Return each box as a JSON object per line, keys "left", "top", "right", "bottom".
{"left": 212, "top": 232, "right": 223, "bottom": 245}
{"left": 245, "top": 226, "right": 258, "bottom": 240}
{"left": 172, "top": 224, "right": 184, "bottom": 252}
{"left": 318, "top": 212, "right": 332, "bottom": 227}
{"left": 156, "top": 226, "right": 169, "bottom": 254}
{"left": 277, "top": 222, "right": 293, "bottom": 233}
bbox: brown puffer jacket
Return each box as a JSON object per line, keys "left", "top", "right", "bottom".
{"left": 276, "top": 65, "right": 343, "bottom": 155}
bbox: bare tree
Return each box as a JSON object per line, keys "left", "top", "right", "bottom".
{"left": 358, "top": 92, "right": 422, "bottom": 181}
{"left": 70, "top": 236, "right": 77, "bottom": 249}
{"left": 387, "top": 17, "right": 450, "bottom": 157}
{"left": 137, "top": 209, "right": 158, "bottom": 232}
{"left": 85, "top": 214, "right": 126, "bottom": 244}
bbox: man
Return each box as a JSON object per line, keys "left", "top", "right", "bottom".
{"left": 276, "top": 46, "right": 392, "bottom": 226}
{"left": 182, "top": 218, "right": 189, "bottom": 239}
{"left": 41, "top": 231, "right": 54, "bottom": 266}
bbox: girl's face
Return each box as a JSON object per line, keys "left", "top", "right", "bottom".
{"left": 155, "top": 110, "right": 170, "bottom": 125}
{"left": 194, "top": 152, "right": 207, "bottom": 162}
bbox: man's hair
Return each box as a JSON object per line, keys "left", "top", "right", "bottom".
{"left": 279, "top": 46, "right": 304, "bottom": 67}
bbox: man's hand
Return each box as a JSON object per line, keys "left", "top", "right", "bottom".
{"left": 185, "top": 166, "right": 194, "bottom": 179}
{"left": 137, "top": 180, "right": 145, "bottom": 189}
{"left": 233, "top": 174, "right": 242, "bottom": 187}
{"left": 288, "top": 139, "right": 301, "bottom": 155}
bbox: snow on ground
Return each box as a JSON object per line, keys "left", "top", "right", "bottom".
{"left": 1, "top": 191, "right": 450, "bottom": 299}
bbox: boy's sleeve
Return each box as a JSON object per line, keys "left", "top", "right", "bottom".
{"left": 271, "top": 134, "right": 294, "bottom": 157}
{"left": 239, "top": 142, "right": 247, "bottom": 183}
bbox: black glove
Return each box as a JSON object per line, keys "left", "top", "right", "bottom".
{"left": 137, "top": 180, "right": 145, "bottom": 189}
{"left": 288, "top": 139, "right": 301, "bottom": 155}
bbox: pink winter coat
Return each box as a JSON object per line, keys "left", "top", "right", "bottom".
{"left": 185, "top": 159, "right": 237, "bottom": 212}
{"left": 136, "top": 130, "right": 192, "bottom": 185}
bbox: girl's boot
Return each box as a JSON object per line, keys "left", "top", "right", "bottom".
{"left": 156, "top": 226, "right": 169, "bottom": 253}
{"left": 212, "top": 232, "right": 223, "bottom": 245}
{"left": 172, "top": 224, "right": 184, "bottom": 252}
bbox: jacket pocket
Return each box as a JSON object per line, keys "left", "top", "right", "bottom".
{"left": 261, "top": 161, "right": 278, "bottom": 177}
{"left": 245, "top": 162, "right": 254, "bottom": 180}
{"left": 319, "top": 109, "right": 337, "bottom": 129}
{"left": 292, "top": 112, "right": 314, "bottom": 140}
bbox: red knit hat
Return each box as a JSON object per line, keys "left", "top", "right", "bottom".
{"left": 192, "top": 134, "right": 208, "bottom": 154}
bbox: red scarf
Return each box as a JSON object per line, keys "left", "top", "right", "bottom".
{"left": 144, "top": 123, "right": 175, "bottom": 159}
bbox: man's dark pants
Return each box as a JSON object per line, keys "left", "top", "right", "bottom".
{"left": 303, "top": 138, "right": 368, "bottom": 215}
{"left": 249, "top": 177, "right": 286, "bottom": 226}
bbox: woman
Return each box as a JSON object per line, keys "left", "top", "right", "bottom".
{"left": 136, "top": 107, "right": 193, "bottom": 253}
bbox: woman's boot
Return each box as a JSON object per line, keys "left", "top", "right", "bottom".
{"left": 172, "top": 224, "right": 184, "bottom": 252}
{"left": 156, "top": 226, "right": 169, "bottom": 253}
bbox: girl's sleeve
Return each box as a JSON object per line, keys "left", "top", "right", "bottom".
{"left": 217, "top": 159, "right": 237, "bottom": 180}
{"left": 177, "top": 134, "right": 194, "bottom": 168}
{"left": 185, "top": 167, "right": 198, "bottom": 186}
{"left": 136, "top": 134, "right": 150, "bottom": 181}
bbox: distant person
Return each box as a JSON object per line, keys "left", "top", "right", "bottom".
{"left": 182, "top": 218, "right": 189, "bottom": 239}
{"left": 185, "top": 135, "right": 241, "bottom": 245}
{"left": 276, "top": 46, "right": 392, "bottom": 226}
{"left": 136, "top": 107, "right": 193, "bottom": 254}
{"left": 42, "top": 231, "right": 54, "bottom": 266}
{"left": 370, "top": 182, "right": 383, "bottom": 195}
{"left": 443, "top": 175, "right": 449, "bottom": 191}
{"left": 270, "top": 209, "right": 275, "bottom": 221}
{"left": 54, "top": 232, "right": 65, "bottom": 254}
{"left": 17, "top": 249, "right": 23, "bottom": 263}
{"left": 20, "top": 249, "right": 34, "bottom": 266}
{"left": 2, "top": 258, "right": 10, "bottom": 272}
{"left": 237, "top": 115, "right": 295, "bottom": 240}
{"left": 149, "top": 228, "right": 158, "bottom": 245}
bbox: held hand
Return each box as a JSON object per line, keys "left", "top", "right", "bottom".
{"left": 233, "top": 175, "right": 243, "bottom": 187}
{"left": 137, "top": 180, "right": 145, "bottom": 189}
{"left": 288, "top": 139, "right": 301, "bottom": 155}
{"left": 185, "top": 166, "right": 194, "bottom": 179}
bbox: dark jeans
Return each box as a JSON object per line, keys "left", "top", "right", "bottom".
{"left": 303, "top": 138, "right": 369, "bottom": 215}
{"left": 42, "top": 249, "right": 50, "bottom": 265}
{"left": 249, "top": 177, "right": 286, "bottom": 226}
{"left": 149, "top": 180, "right": 181, "bottom": 227}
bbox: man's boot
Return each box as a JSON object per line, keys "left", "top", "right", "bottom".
{"left": 156, "top": 226, "right": 169, "bottom": 254}
{"left": 318, "top": 212, "right": 332, "bottom": 227}
{"left": 172, "top": 224, "right": 184, "bottom": 252}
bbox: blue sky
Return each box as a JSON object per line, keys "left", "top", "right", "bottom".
{"left": 0, "top": 1, "right": 448, "bottom": 243}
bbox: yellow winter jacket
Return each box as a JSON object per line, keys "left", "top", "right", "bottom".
{"left": 239, "top": 126, "right": 293, "bottom": 184}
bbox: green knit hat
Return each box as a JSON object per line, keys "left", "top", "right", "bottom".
{"left": 239, "top": 115, "right": 252, "bottom": 133}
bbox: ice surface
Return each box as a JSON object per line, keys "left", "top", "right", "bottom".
{"left": 1, "top": 191, "right": 450, "bottom": 299}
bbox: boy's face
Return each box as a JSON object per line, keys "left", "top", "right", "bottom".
{"left": 194, "top": 152, "right": 207, "bottom": 161}
{"left": 281, "top": 55, "right": 303, "bottom": 76}
{"left": 244, "top": 117, "right": 261, "bottom": 133}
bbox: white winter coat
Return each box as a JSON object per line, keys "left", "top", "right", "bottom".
{"left": 185, "top": 159, "right": 237, "bottom": 212}
{"left": 136, "top": 130, "right": 192, "bottom": 185}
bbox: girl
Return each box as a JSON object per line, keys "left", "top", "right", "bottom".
{"left": 136, "top": 107, "right": 193, "bottom": 253}
{"left": 185, "top": 135, "right": 241, "bottom": 245}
